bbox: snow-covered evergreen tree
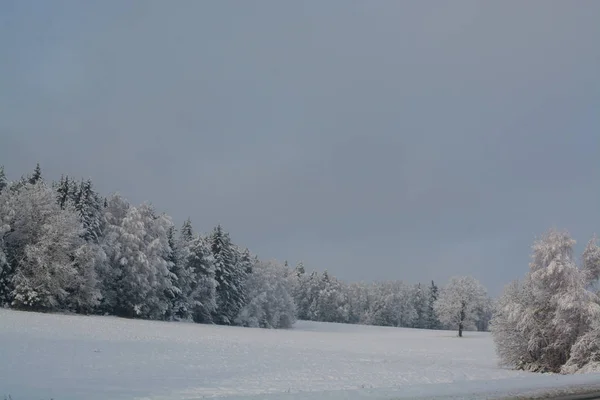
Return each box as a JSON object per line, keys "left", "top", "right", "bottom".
{"left": 0, "top": 208, "right": 11, "bottom": 306}
{"left": 434, "top": 276, "right": 487, "bottom": 337}
{"left": 210, "top": 224, "right": 246, "bottom": 325}
{"left": 28, "top": 163, "right": 42, "bottom": 185}
{"left": 426, "top": 280, "right": 441, "bottom": 329}
{"left": 55, "top": 175, "right": 72, "bottom": 210}
{"left": 172, "top": 220, "right": 216, "bottom": 323}
{"left": 180, "top": 218, "right": 194, "bottom": 243}
{"left": 238, "top": 247, "right": 254, "bottom": 274}
{"left": 163, "top": 225, "right": 180, "bottom": 319}
{"left": 0, "top": 166, "right": 7, "bottom": 193}
{"left": 581, "top": 236, "right": 600, "bottom": 288}
{"left": 74, "top": 179, "right": 104, "bottom": 243}
{"left": 186, "top": 234, "right": 217, "bottom": 323}
{"left": 293, "top": 264, "right": 312, "bottom": 320}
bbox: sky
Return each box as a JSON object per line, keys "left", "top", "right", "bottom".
{"left": 1, "top": 1, "right": 599, "bottom": 296}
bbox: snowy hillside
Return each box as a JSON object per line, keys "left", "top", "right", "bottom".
{"left": 1, "top": 309, "right": 599, "bottom": 400}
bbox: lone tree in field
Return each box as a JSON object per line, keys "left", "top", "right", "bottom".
{"left": 434, "top": 276, "right": 486, "bottom": 337}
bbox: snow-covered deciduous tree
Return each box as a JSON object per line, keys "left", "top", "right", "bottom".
{"left": 111, "top": 203, "right": 175, "bottom": 319}
{"left": 2, "top": 182, "right": 83, "bottom": 311}
{"left": 411, "top": 283, "right": 428, "bottom": 329}
{"left": 581, "top": 236, "right": 600, "bottom": 288}
{"left": 364, "top": 281, "right": 416, "bottom": 327}
{"left": 346, "top": 282, "right": 369, "bottom": 324}
{"left": 562, "top": 323, "right": 600, "bottom": 374}
{"left": 490, "top": 279, "right": 532, "bottom": 369}
{"left": 68, "top": 242, "right": 104, "bottom": 314}
{"left": 474, "top": 296, "right": 494, "bottom": 332}
{"left": 491, "top": 229, "right": 600, "bottom": 373}
{"left": 98, "top": 193, "right": 131, "bottom": 314}
{"left": 434, "top": 276, "right": 487, "bottom": 337}
{"left": 235, "top": 259, "right": 296, "bottom": 329}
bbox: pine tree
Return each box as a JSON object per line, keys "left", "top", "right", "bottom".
{"left": 238, "top": 247, "right": 254, "bottom": 274}
{"left": 180, "top": 218, "right": 194, "bottom": 242}
{"left": 295, "top": 261, "right": 305, "bottom": 277}
{"left": 427, "top": 280, "right": 441, "bottom": 329}
{"left": 74, "top": 179, "right": 104, "bottom": 242}
{"left": 170, "top": 219, "right": 215, "bottom": 322}
{"left": 28, "top": 163, "right": 42, "bottom": 185}
{"left": 0, "top": 166, "right": 7, "bottom": 193}
{"left": 210, "top": 224, "right": 246, "bottom": 325}
{"left": 0, "top": 223, "right": 12, "bottom": 306}
{"left": 164, "top": 225, "right": 180, "bottom": 318}
{"left": 56, "top": 175, "right": 72, "bottom": 209}
{"left": 186, "top": 234, "right": 217, "bottom": 323}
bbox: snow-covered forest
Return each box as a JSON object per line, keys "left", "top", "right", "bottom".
{"left": 1, "top": 163, "right": 599, "bottom": 375}
{"left": 0, "top": 163, "right": 494, "bottom": 332}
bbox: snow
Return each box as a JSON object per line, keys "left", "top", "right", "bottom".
{"left": 1, "top": 309, "right": 599, "bottom": 400}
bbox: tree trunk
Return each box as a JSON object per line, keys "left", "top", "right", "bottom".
{"left": 458, "top": 322, "right": 463, "bottom": 337}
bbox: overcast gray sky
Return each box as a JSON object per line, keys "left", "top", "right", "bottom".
{"left": 1, "top": 1, "right": 599, "bottom": 295}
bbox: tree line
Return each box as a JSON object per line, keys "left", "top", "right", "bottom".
{"left": 0, "top": 164, "right": 493, "bottom": 333}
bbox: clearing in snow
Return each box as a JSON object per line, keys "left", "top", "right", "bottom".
{"left": 1, "top": 309, "right": 599, "bottom": 400}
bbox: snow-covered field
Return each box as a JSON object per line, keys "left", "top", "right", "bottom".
{"left": 1, "top": 309, "right": 599, "bottom": 400}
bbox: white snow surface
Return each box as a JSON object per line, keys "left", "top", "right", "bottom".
{"left": 1, "top": 309, "right": 599, "bottom": 400}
